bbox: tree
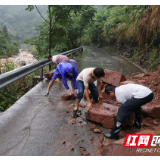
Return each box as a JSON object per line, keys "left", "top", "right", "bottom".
{"left": 3, "top": 25, "right": 10, "bottom": 41}
{"left": 82, "top": 5, "right": 160, "bottom": 71}
{"left": 26, "top": 5, "right": 96, "bottom": 59}
{"left": 0, "top": 26, "right": 19, "bottom": 57}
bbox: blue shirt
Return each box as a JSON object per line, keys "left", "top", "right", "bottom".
{"left": 50, "top": 62, "right": 78, "bottom": 90}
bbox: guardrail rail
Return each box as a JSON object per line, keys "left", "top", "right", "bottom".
{"left": 0, "top": 46, "right": 83, "bottom": 89}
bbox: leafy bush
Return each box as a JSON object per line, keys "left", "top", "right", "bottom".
{"left": 82, "top": 5, "right": 160, "bottom": 71}
{"left": 0, "top": 64, "right": 49, "bottom": 112}
{"left": 0, "top": 90, "right": 17, "bottom": 111}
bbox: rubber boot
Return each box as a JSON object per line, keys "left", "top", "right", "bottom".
{"left": 104, "top": 118, "right": 122, "bottom": 140}
{"left": 134, "top": 120, "right": 141, "bottom": 129}
{"left": 134, "top": 107, "right": 141, "bottom": 129}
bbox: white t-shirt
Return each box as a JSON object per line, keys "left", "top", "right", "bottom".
{"left": 76, "top": 68, "right": 96, "bottom": 86}
{"left": 115, "top": 84, "right": 152, "bottom": 104}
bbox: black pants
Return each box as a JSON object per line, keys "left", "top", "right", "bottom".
{"left": 117, "top": 93, "right": 154, "bottom": 123}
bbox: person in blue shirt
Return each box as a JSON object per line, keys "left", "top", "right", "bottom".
{"left": 44, "top": 62, "right": 78, "bottom": 96}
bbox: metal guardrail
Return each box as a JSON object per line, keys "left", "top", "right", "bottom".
{"left": 0, "top": 46, "right": 83, "bottom": 89}
{"left": 60, "top": 47, "right": 82, "bottom": 56}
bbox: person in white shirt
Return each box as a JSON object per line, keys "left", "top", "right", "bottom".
{"left": 72, "top": 67, "right": 105, "bottom": 118}
{"left": 104, "top": 83, "right": 154, "bottom": 140}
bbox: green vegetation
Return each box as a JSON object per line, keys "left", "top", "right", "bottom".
{"left": 1, "top": 5, "right": 160, "bottom": 112}
{"left": 0, "top": 5, "right": 47, "bottom": 43}
{"left": 0, "top": 61, "right": 50, "bottom": 112}
{"left": 25, "top": 5, "right": 96, "bottom": 59}
{"left": 0, "top": 26, "right": 19, "bottom": 57}
{"left": 82, "top": 5, "right": 160, "bottom": 71}
{"left": 1, "top": 5, "right": 96, "bottom": 111}
{"left": 1, "top": 5, "right": 159, "bottom": 70}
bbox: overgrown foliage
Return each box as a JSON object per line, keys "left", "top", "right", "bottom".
{"left": 0, "top": 26, "right": 19, "bottom": 57}
{"left": 82, "top": 5, "right": 160, "bottom": 71}
{"left": 25, "top": 5, "right": 96, "bottom": 59}
{"left": 0, "top": 61, "right": 49, "bottom": 112}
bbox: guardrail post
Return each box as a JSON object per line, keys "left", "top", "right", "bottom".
{"left": 49, "top": 64, "right": 51, "bottom": 71}
{"left": 40, "top": 67, "right": 43, "bottom": 80}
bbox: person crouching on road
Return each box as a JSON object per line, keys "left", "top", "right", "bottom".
{"left": 104, "top": 83, "right": 154, "bottom": 140}
{"left": 48, "top": 55, "right": 78, "bottom": 70}
{"left": 44, "top": 62, "right": 78, "bottom": 96}
{"left": 48, "top": 55, "right": 69, "bottom": 66}
{"left": 72, "top": 67, "right": 105, "bottom": 118}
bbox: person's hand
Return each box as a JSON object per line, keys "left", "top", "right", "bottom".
{"left": 68, "top": 89, "right": 72, "bottom": 95}
{"left": 72, "top": 89, "right": 77, "bottom": 96}
{"left": 98, "top": 95, "right": 103, "bottom": 103}
{"left": 73, "top": 89, "right": 77, "bottom": 96}
{"left": 44, "top": 92, "right": 49, "bottom": 96}
{"left": 86, "top": 102, "right": 92, "bottom": 111}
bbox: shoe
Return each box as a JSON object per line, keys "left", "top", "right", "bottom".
{"left": 104, "top": 118, "right": 122, "bottom": 140}
{"left": 72, "top": 109, "right": 77, "bottom": 118}
{"left": 134, "top": 108, "right": 141, "bottom": 129}
{"left": 134, "top": 120, "right": 141, "bottom": 129}
{"left": 44, "top": 92, "right": 49, "bottom": 96}
{"left": 104, "top": 132, "right": 119, "bottom": 140}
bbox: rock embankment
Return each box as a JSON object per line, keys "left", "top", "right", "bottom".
{"left": 85, "top": 65, "right": 160, "bottom": 156}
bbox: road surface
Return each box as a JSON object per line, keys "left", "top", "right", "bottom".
{"left": 0, "top": 46, "right": 143, "bottom": 156}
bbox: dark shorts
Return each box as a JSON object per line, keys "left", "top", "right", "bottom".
{"left": 76, "top": 80, "right": 98, "bottom": 100}
{"left": 117, "top": 93, "right": 154, "bottom": 122}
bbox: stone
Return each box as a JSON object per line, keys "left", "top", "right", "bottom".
{"left": 120, "top": 80, "right": 136, "bottom": 85}
{"left": 158, "top": 64, "right": 160, "bottom": 73}
{"left": 156, "top": 85, "right": 160, "bottom": 93}
{"left": 100, "top": 69, "right": 126, "bottom": 86}
{"left": 132, "top": 73, "right": 145, "bottom": 79}
{"left": 90, "top": 124, "right": 103, "bottom": 133}
{"left": 85, "top": 103, "right": 134, "bottom": 129}
{"left": 141, "top": 105, "right": 160, "bottom": 118}
{"left": 19, "top": 60, "right": 26, "bottom": 66}
{"left": 44, "top": 70, "right": 55, "bottom": 79}
{"left": 86, "top": 103, "right": 116, "bottom": 129}
{"left": 61, "top": 94, "right": 76, "bottom": 100}
{"left": 79, "top": 147, "right": 90, "bottom": 156}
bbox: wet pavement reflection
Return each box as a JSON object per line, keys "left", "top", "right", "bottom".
{"left": 75, "top": 46, "right": 143, "bottom": 76}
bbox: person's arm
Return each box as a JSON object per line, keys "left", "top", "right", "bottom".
{"left": 97, "top": 80, "right": 103, "bottom": 102}
{"left": 71, "top": 80, "right": 77, "bottom": 95}
{"left": 61, "top": 74, "right": 72, "bottom": 95}
{"left": 83, "top": 74, "right": 92, "bottom": 110}
{"left": 45, "top": 79, "right": 55, "bottom": 95}
{"left": 70, "top": 69, "right": 78, "bottom": 95}
{"left": 45, "top": 68, "right": 59, "bottom": 95}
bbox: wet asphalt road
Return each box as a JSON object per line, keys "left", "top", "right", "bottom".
{"left": 0, "top": 46, "right": 143, "bottom": 156}
{"left": 75, "top": 46, "right": 143, "bottom": 76}
{"left": 0, "top": 81, "right": 105, "bottom": 156}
